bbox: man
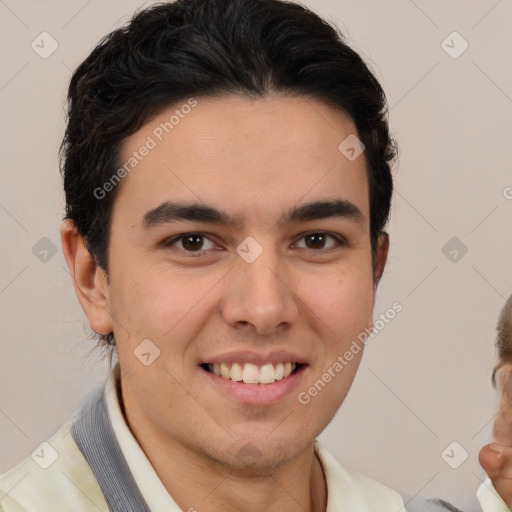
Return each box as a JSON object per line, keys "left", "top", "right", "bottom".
{"left": 406, "top": 297, "right": 512, "bottom": 512}
{"left": 0, "top": 0, "right": 404, "bottom": 510}
{"left": 478, "top": 294, "right": 512, "bottom": 511}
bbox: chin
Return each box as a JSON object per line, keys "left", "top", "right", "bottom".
{"left": 220, "top": 433, "right": 312, "bottom": 472}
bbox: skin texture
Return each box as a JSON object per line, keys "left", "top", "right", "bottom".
{"left": 479, "top": 362, "right": 512, "bottom": 507}
{"left": 61, "top": 94, "right": 389, "bottom": 512}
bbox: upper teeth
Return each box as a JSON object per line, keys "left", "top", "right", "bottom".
{"left": 208, "top": 362, "right": 296, "bottom": 384}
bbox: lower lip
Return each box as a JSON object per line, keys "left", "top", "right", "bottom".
{"left": 200, "top": 365, "right": 307, "bottom": 405}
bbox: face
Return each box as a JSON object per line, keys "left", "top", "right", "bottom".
{"left": 90, "top": 95, "right": 387, "bottom": 471}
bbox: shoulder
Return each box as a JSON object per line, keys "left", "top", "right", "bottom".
{"left": 314, "top": 441, "right": 404, "bottom": 510}
{"left": 0, "top": 421, "right": 107, "bottom": 512}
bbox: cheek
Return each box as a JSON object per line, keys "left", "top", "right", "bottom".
{"left": 335, "top": 279, "right": 374, "bottom": 334}
{"left": 108, "top": 263, "right": 221, "bottom": 342}
{"left": 301, "top": 266, "right": 375, "bottom": 337}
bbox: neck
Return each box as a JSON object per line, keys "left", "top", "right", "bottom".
{"left": 146, "top": 433, "right": 326, "bottom": 512}
{"left": 121, "top": 391, "right": 327, "bottom": 512}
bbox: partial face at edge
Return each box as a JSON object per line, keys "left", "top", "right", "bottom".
{"left": 95, "top": 94, "right": 387, "bottom": 470}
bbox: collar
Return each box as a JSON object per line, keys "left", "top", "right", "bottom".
{"left": 105, "top": 364, "right": 182, "bottom": 511}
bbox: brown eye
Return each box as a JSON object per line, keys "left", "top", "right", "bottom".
{"left": 295, "top": 232, "right": 343, "bottom": 250}
{"left": 181, "top": 234, "right": 205, "bottom": 251}
{"left": 164, "top": 233, "right": 216, "bottom": 253}
{"left": 305, "top": 233, "right": 327, "bottom": 249}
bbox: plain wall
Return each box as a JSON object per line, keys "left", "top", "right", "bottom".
{"left": 1, "top": 1, "right": 511, "bottom": 510}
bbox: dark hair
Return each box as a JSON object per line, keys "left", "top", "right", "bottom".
{"left": 60, "top": 0, "right": 397, "bottom": 351}
{"left": 492, "top": 294, "right": 512, "bottom": 387}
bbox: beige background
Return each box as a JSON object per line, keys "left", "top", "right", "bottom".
{"left": 1, "top": 0, "right": 511, "bottom": 510}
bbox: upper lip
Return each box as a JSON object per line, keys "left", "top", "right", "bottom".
{"left": 200, "top": 349, "right": 308, "bottom": 367}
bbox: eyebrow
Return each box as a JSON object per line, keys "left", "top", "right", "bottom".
{"left": 142, "top": 199, "right": 364, "bottom": 230}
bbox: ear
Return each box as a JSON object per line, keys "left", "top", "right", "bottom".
{"left": 60, "top": 219, "right": 113, "bottom": 335}
{"left": 373, "top": 232, "right": 389, "bottom": 289}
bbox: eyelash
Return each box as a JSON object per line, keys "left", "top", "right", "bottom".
{"left": 162, "top": 231, "right": 347, "bottom": 255}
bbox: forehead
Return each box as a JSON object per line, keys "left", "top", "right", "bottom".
{"left": 114, "top": 94, "right": 369, "bottom": 227}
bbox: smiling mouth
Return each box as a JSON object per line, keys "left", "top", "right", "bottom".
{"left": 201, "top": 362, "right": 303, "bottom": 385}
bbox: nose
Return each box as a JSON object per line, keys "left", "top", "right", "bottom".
{"left": 220, "top": 249, "right": 299, "bottom": 336}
